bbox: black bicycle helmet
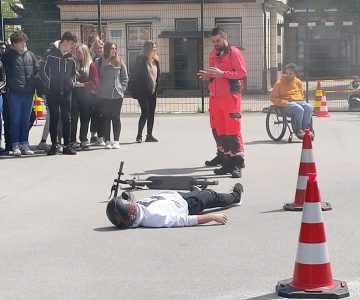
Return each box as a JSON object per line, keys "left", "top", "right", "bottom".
{"left": 106, "top": 192, "right": 137, "bottom": 228}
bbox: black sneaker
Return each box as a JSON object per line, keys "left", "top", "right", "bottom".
{"left": 231, "top": 167, "right": 242, "bottom": 178}
{"left": 80, "top": 142, "right": 90, "bottom": 151}
{"left": 214, "top": 158, "right": 233, "bottom": 175}
{"left": 205, "top": 152, "right": 224, "bottom": 167}
{"left": 232, "top": 183, "right": 244, "bottom": 205}
{"left": 70, "top": 141, "right": 81, "bottom": 150}
{"left": 63, "top": 146, "right": 77, "bottom": 155}
{"left": 136, "top": 135, "right": 142, "bottom": 143}
{"left": 90, "top": 136, "right": 97, "bottom": 143}
{"left": 145, "top": 135, "right": 158, "bottom": 142}
{"left": 47, "top": 145, "right": 58, "bottom": 156}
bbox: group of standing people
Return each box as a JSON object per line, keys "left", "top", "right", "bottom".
{"left": 0, "top": 30, "right": 161, "bottom": 157}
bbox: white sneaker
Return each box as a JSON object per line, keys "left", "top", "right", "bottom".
{"left": 112, "top": 141, "right": 120, "bottom": 149}
{"left": 96, "top": 137, "right": 106, "bottom": 146}
{"left": 37, "top": 141, "right": 51, "bottom": 151}
{"left": 105, "top": 141, "right": 112, "bottom": 149}
{"left": 13, "top": 145, "right": 22, "bottom": 157}
{"left": 21, "top": 144, "right": 34, "bottom": 155}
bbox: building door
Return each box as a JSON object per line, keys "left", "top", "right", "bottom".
{"left": 174, "top": 38, "right": 199, "bottom": 89}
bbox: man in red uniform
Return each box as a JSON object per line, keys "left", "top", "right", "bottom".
{"left": 198, "top": 27, "right": 247, "bottom": 178}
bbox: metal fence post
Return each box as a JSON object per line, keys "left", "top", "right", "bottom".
{"left": 0, "top": 0, "right": 4, "bottom": 41}
{"left": 97, "top": 0, "right": 102, "bottom": 40}
{"left": 200, "top": 0, "right": 205, "bottom": 113}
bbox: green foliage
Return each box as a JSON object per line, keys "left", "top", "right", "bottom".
{"left": 7, "top": 0, "right": 60, "bottom": 54}
{"left": 2, "top": 0, "right": 19, "bottom": 42}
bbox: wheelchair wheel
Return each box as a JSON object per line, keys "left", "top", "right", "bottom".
{"left": 266, "top": 105, "right": 287, "bottom": 141}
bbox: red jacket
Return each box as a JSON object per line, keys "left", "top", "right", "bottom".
{"left": 208, "top": 45, "right": 247, "bottom": 96}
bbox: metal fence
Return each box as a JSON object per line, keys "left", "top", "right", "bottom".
{"left": 0, "top": 0, "right": 358, "bottom": 113}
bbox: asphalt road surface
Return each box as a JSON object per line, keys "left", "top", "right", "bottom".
{"left": 1, "top": 112, "right": 359, "bottom": 299}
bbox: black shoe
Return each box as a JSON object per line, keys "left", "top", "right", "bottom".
{"left": 145, "top": 135, "right": 158, "bottom": 142}
{"left": 136, "top": 135, "right": 142, "bottom": 143}
{"left": 90, "top": 136, "right": 97, "bottom": 143}
{"left": 231, "top": 167, "right": 242, "bottom": 178}
{"left": 69, "top": 141, "right": 81, "bottom": 150}
{"left": 80, "top": 142, "right": 90, "bottom": 151}
{"left": 63, "top": 146, "right": 77, "bottom": 155}
{"left": 47, "top": 145, "right": 58, "bottom": 156}
{"left": 232, "top": 183, "right": 244, "bottom": 205}
{"left": 214, "top": 161, "right": 234, "bottom": 175}
{"left": 205, "top": 152, "right": 224, "bottom": 167}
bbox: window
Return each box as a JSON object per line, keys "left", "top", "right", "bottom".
{"left": 175, "top": 19, "right": 198, "bottom": 31}
{"left": 126, "top": 24, "right": 151, "bottom": 74}
{"left": 216, "top": 18, "right": 242, "bottom": 48}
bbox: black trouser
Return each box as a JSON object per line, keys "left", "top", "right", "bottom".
{"left": 89, "top": 94, "right": 103, "bottom": 138}
{"left": 47, "top": 92, "right": 71, "bottom": 146}
{"left": 100, "top": 98, "right": 123, "bottom": 142}
{"left": 137, "top": 93, "right": 156, "bottom": 137}
{"left": 70, "top": 88, "right": 92, "bottom": 143}
{"left": 178, "top": 189, "right": 237, "bottom": 215}
{"left": 2, "top": 93, "right": 11, "bottom": 151}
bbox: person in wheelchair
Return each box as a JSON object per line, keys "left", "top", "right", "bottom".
{"left": 270, "top": 63, "right": 313, "bottom": 140}
{"left": 106, "top": 184, "right": 243, "bottom": 229}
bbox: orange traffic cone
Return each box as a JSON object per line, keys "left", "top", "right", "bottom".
{"left": 313, "top": 81, "right": 322, "bottom": 116}
{"left": 283, "top": 130, "right": 332, "bottom": 211}
{"left": 317, "top": 90, "right": 330, "bottom": 117}
{"left": 276, "top": 173, "right": 350, "bottom": 298}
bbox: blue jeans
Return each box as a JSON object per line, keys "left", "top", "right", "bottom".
{"left": 8, "top": 92, "right": 34, "bottom": 147}
{"left": 281, "top": 101, "right": 313, "bottom": 133}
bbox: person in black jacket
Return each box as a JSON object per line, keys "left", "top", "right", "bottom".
{"left": 129, "top": 40, "right": 160, "bottom": 143}
{"left": 42, "top": 32, "right": 77, "bottom": 155}
{"left": 0, "top": 41, "right": 6, "bottom": 153}
{"left": 1, "top": 31, "right": 40, "bottom": 157}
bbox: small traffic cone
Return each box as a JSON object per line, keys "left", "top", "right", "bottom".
{"left": 283, "top": 130, "right": 332, "bottom": 211}
{"left": 313, "top": 81, "right": 322, "bottom": 116}
{"left": 33, "top": 94, "right": 44, "bottom": 126}
{"left": 317, "top": 90, "right": 330, "bottom": 117}
{"left": 276, "top": 173, "right": 350, "bottom": 298}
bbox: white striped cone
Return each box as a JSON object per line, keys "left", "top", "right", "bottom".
{"left": 277, "top": 173, "right": 349, "bottom": 298}
{"left": 291, "top": 173, "right": 335, "bottom": 289}
{"left": 283, "top": 130, "right": 332, "bottom": 211}
{"left": 283, "top": 130, "right": 316, "bottom": 211}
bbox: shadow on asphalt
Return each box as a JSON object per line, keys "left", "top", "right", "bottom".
{"left": 244, "top": 292, "right": 280, "bottom": 300}
{"left": 245, "top": 140, "right": 302, "bottom": 145}
{"left": 134, "top": 167, "right": 236, "bottom": 178}
{"left": 260, "top": 208, "right": 285, "bottom": 213}
{"left": 93, "top": 226, "right": 121, "bottom": 232}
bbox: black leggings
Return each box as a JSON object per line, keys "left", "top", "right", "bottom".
{"left": 70, "top": 88, "right": 92, "bottom": 143}
{"left": 137, "top": 94, "right": 156, "bottom": 136}
{"left": 47, "top": 93, "right": 71, "bottom": 146}
{"left": 100, "top": 98, "right": 123, "bottom": 142}
{"left": 89, "top": 94, "right": 103, "bottom": 138}
{"left": 178, "top": 190, "right": 238, "bottom": 215}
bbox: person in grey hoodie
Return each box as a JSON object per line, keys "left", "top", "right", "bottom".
{"left": 96, "top": 41, "right": 128, "bottom": 149}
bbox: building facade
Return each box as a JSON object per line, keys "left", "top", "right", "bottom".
{"left": 57, "top": 0, "right": 290, "bottom": 94}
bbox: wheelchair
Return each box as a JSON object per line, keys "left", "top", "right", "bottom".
{"left": 264, "top": 105, "right": 314, "bottom": 142}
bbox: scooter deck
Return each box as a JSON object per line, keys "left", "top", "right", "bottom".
{"left": 145, "top": 176, "right": 217, "bottom": 190}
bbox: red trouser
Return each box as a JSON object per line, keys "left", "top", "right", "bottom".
{"left": 209, "top": 94, "right": 244, "bottom": 154}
